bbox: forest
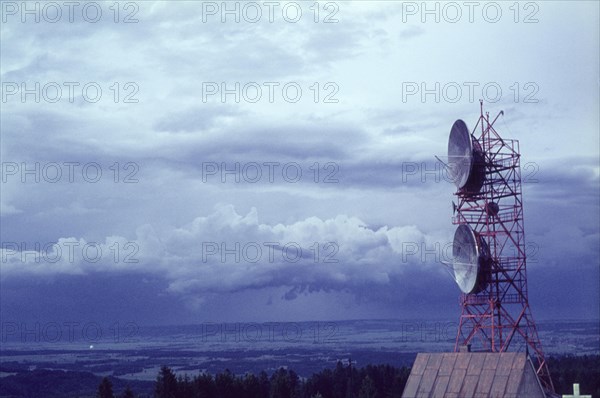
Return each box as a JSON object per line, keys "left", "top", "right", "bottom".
{"left": 90, "top": 355, "right": 599, "bottom": 398}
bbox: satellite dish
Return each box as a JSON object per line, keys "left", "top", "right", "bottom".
{"left": 448, "top": 120, "right": 485, "bottom": 193}
{"left": 452, "top": 224, "right": 490, "bottom": 294}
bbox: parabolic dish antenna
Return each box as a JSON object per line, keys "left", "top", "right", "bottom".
{"left": 452, "top": 224, "right": 490, "bottom": 294}
{"left": 448, "top": 120, "right": 485, "bottom": 193}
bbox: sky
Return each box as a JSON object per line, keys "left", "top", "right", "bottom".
{"left": 1, "top": 1, "right": 598, "bottom": 329}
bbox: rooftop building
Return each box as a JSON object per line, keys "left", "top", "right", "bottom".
{"left": 402, "top": 352, "right": 547, "bottom": 398}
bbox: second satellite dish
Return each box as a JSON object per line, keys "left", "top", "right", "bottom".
{"left": 452, "top": 224, "right": 490, "bottom": 294}
{"left": 448, "top": 120, "right": 485, "bottom": 193}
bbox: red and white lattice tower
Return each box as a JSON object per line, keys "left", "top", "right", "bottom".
{"left": 450, "top": 101, "right": 554, "bottom": 393}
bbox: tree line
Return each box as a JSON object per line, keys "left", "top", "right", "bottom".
{"left": 96, "top": 361, "right": 409, "bottom": 398}
{"left": 96, "top": 355, "right": 599, "bottom": 398}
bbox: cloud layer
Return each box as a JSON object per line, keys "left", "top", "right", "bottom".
{"left": 1, "top": 1, "right": 598, "bottom": 323}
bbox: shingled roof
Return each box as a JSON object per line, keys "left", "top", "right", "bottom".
{"left": 401, "top": 352, "right": 546, "bottom": 398}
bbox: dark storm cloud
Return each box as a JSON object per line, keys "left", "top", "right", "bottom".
{"left": 1, "top": 205, "right": 438, "bottom": 304}
{"left": 525, "top": 156, "right": 599, "bottom": 205}
{"left": 0, "top": 272, "right": 187, "bottom": 325}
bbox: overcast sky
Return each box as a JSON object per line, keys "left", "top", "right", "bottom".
{"left": 1, "top": 1, "right": 598, "bottom": 328}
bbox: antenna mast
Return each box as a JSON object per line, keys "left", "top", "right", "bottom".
{"left": 448, "top": 101, "right": 554, "bottom": 392}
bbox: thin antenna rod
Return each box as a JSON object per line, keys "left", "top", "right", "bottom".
{"left": 490, "top": 110, "right": 504, "bottom": 127}
{"left": 435, "top": 155, "right": 450, "bottom": 169}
